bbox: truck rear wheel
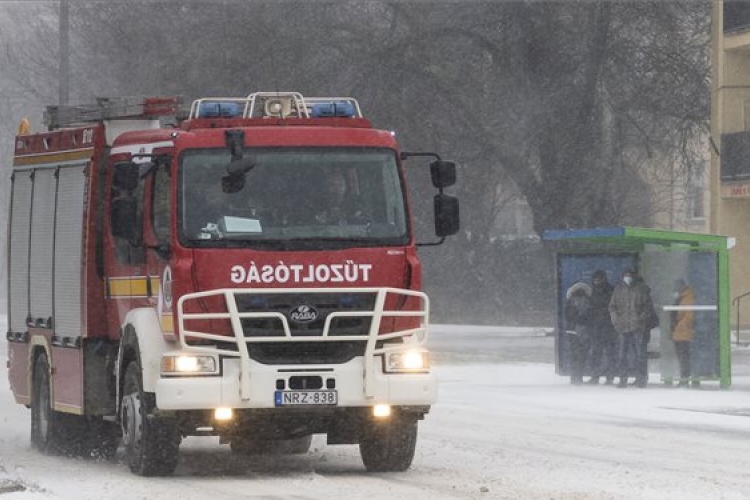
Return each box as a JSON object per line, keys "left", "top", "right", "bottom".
{"left": 359, "top": 417, "right": 418, "bottom": 472}
{"left": 31, "top": 354, "right": 63, "bottom": 453}
{"left": 121, "top": 361, "right": 180, "bottom": 476}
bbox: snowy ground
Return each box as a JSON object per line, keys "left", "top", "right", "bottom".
{"left": 4, "top": 316, "right": 750, "bottom": 499}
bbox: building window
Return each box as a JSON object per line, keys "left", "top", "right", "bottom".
{"left": 725, "top": 1, "right": 750, "bottom": 33}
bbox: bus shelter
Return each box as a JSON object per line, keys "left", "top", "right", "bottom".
{"left": 542, "top": 227, "right": 734, "bottom": 388}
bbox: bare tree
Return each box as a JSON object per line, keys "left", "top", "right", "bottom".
{"left": 0, "top": 0, "right": 711, "bottom": 322}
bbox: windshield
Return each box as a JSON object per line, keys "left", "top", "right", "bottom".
{"left": 178, "top": 147, "right": 409, "bottom": 249}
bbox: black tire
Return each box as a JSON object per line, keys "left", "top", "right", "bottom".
{"left": 121, "top": 361, "right": 180, "bottom": 476}
{"left": 31, "top": 354, "right": 63, "bottom": 453}
{"left": 359, "top": 417, "right": 418, "bottom": 472}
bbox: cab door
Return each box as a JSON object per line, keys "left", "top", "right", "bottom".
{"left": 143, "top": 158, "right": 175, "bottom": 338}
{"left": 103, "top": 156, "right": 149, "bottom": 333}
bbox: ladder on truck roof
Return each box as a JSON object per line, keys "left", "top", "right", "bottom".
{"left": 43, "top": 96, "right": 183, "bottom": 130}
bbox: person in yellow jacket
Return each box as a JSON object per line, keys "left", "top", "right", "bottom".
{"left": 670, "top": 279, "right": 696, "bottom": 388}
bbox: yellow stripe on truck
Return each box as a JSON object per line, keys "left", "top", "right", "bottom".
{"left": 14, "top": 148, "right": 94, "bottom": 166}
{"left": 106, "top": 276, "right": 160, "bottom": 298}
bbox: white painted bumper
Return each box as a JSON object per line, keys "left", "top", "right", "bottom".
{"left": 155, "top": 356, "right": 436, "bottom": 410}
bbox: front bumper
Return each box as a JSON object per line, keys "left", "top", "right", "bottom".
{"left": 159, "top": 287, "right": 436, "bottom": 412}
{"left": 155, "top": 355, "right": 436, "bottom": 410}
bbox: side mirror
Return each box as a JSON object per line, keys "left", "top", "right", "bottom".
{"left": 112, "top": 161, "right": 139, "bottom": 192}
{"left": 430, "top": 160, "right": 456, "bottom": 189}
{"left": 434, "top": 193, "right": 460, "bottom": 237}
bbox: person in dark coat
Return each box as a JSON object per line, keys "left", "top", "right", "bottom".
{"left": 586, "top": 270, "right": 617, "bottom": 385}
{"left": 565, "top": 282, "right": 593, "bottom": 385}
{"left": 609, "top": 269, "right": 655, "bottom": 388}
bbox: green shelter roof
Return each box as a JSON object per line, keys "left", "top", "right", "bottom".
{"left": 542, "top": 227, "right": 734, "bottom": 252}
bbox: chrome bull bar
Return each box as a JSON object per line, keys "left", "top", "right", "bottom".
{"left": 176, "top": 287, "right": 429, "bottom": 400}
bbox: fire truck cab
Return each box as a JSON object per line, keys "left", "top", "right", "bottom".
{"left": 6, "top": 92, "right": 459, "bottom": 476}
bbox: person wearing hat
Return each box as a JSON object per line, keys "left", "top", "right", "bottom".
{"left": 608, "top": 268, "right": 655, "bottom": 388}
{"left": 565, "top": 282, "right": 594, "bottom": 385}
{"left": 671, "top": 278, "right": 696, "bottom": 388}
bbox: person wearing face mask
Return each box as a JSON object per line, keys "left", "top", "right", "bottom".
{"left": 670, "top": 278, "right": 696, "bottom": 388}
{"left": 609, "top": 269, "right": 655, "bottom": 388}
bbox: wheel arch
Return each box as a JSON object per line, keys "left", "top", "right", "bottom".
{"left": 116, "top": 308, "right": 174, "bottom": 414}
{"left": 27, "top": 336, "right": 53, "bottom": 407}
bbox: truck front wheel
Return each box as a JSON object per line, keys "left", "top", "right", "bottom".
{"left": 121, "top": 361, "right": 181, "bottom": 476}
{"left": 359, "top": 416, "right": 418, "bottom": 472}
{"left": 31, "top": 354, "right": 62, "bottom": 453}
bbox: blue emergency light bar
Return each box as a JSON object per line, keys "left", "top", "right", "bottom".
{"left": 189, "top": 94, "right": 362, "bottom": 120}
{"left": 310, "top": 101, "right": 357, "bottom": 118}
{"left": 198, "top": 101, "right": 241, "bottom": 118}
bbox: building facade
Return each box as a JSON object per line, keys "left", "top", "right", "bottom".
{"left": 712, "top": 0, "right": 750, "bottom": 324}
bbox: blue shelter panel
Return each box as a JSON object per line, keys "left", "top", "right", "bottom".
{"left": 555, "top": 253, "right": 637, "bottom": 375}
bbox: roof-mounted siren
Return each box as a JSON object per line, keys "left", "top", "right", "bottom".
{"left": 264, "top": 96, "right": 293, "bottom": 118}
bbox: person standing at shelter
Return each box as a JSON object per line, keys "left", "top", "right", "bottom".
{"left": 671, "top": 278, "right": 696, "bottom": 388}
{"left": 586, "top": 270, "right": 617, "bottom": 385}
{"left": 609, "top": 269, "right": 655, "bottom": 388}
{"left": 565, "top": 282, "right": 593, "bottom": 385}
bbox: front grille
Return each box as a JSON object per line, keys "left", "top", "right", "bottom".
{"left": 236, "top": 292, "right": 376, "bottom": 338}
{"left": 233, "top": 292, "right": 375, "bottom": 364}
{"left": 247, "top": 341, "right": 366, "bottom": 365}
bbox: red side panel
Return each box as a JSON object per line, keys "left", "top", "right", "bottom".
{"left": 51, "top": 345, "right": 84, "bottom": 411}
{"left": 7, "top": 342, "right": 30, "bottom": 403}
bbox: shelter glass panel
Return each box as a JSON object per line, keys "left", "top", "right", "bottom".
{"left": 641, "top": 249, "right": 719, "bottom": 383}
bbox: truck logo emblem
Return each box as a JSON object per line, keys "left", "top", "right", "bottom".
{"left": 290, "top": 305, "right": 318, "bottom": 323}
{"left": 162, "top": 266, "right": 173, "bottom": 309}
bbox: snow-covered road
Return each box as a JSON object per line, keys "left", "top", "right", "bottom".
{"left": 4, "top": 320, "right": 750, "bottom": 499}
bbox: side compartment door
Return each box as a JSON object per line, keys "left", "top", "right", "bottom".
{"left": 52, "top": 164, "right": 88, "bottom": 411}
{"left": 7, "top": 170, "right": 33, "bottom": 401}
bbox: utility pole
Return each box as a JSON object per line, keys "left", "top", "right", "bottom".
{"left": 59, "top": 0, "right": 70, "bottom": 105}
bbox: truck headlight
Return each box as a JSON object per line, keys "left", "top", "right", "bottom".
{"left": 161, "top": 354, "right": 217, "bottom": 376}
{"left": 384, "top": 349, "right": 430, "bottom": 373}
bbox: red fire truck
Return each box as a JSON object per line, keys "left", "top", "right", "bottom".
{"left": 6, "top": 92, "right": 459, "bottom": 476}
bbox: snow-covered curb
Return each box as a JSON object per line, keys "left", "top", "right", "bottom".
{"left": 430, "top": 324, "right": 552, "bottom": 337}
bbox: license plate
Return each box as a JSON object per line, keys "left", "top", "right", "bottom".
{"left": 274, "top": 390, "right": 338, "bottom": 406}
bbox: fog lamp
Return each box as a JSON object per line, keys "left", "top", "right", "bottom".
{"left": 373, "top": 404, "right": 391, "bottom": 418}
{"left": 214, "top": 407, "right": 233, "bottom": 421}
